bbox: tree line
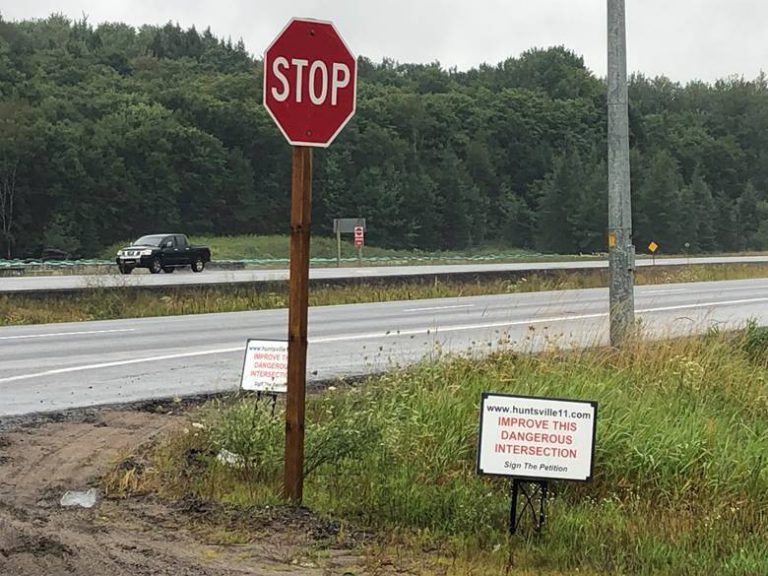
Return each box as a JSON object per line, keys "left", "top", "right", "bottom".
{"left": 2, "top": 14, "right": 768, "bottom": 258}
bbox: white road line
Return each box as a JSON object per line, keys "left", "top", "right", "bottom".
{"left": 403, "top": 304, "right": 475, "bottom": 312}
{"left": 0, "top": 328, "right": 136, "bottom": 341}
{"left": 2, "top": 296, "right": 765, "bottom": 384}
{"left": 0, "top": 312, "right": 605, "bottom": 384}
{"left": 308, "top": 312, "right": 608, "bottom": 343}
{"left": 637, "top": 296, "right": 768, "bottom": 314}
{"left": 642, "top": 288, "right": 688, "bottom": 295}
{"left": 0, "top": 347, "right": 243, "bottom": 384}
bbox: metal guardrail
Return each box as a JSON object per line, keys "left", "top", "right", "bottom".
{"left": 0, "top": 259, "right": 113, "bottom": 269}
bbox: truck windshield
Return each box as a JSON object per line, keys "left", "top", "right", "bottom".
{"left": 134, "top": 235, "right": 166, "bottom": 246}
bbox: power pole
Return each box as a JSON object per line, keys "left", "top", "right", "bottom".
{"left": 607, "top": 0, "right": 635, "bottom": 345}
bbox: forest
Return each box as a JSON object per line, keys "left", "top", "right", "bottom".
{"left": 2, "top": 14, "right": 768, "bottom": 258}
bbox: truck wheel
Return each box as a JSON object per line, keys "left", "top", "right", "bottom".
{"left": 118, "top": 264, "right": 133, "bottom": 275}
{"left": 162, "top": 267, "right": 175, "bottom": 273}
{"left": 149, "top": 258, "right": 162, "bottom": 274}
{"left": 191, "top": 257, "right": 205, "bottom": 273}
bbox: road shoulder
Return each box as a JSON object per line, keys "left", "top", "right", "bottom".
{"left": 0, "top": 406, "right": 378, "bottom": 576}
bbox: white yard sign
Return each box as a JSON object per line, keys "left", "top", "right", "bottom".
{"left": 477, "top": 392, "right": 597, "bottom": 482}
{"left": 240, "top": 339, "right": 288, "bottom": 393}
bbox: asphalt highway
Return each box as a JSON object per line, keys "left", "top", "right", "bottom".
{"left": 2, "top": 278, "right": 768, "bottom": 417}
{"left": 3, "top": 255, "right": 768, "bottom": 293}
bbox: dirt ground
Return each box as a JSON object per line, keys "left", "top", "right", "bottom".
{"left": 0, "top": 407, "right": 394, "bottom": 576}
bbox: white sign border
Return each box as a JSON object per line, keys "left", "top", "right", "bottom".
{"left": 476, "top": 392, "right": 598, "bottom": 482}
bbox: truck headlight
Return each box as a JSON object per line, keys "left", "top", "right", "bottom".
{"left": 140, "top": 249, "right": 153, "bottom": 256}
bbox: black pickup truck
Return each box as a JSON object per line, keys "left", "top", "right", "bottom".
{"left": 115, "top": 234, "right": 211, "bottom": 274}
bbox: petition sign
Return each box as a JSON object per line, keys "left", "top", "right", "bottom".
{"left": 477, "top": 392, "right": 597, "bottom": 482}
{"left": 240, "top": 339, "right": 288, "bottom": 393}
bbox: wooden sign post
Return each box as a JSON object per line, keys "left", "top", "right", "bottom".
{"left": 284, "top": 146, "right": 312, "bottom": 501}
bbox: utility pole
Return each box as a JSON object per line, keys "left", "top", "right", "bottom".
{"left": 607, "top": 0, "right": 635, "bottom": 345}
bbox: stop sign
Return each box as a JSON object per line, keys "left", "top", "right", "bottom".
{"left": 264, "top": 18, "right": 357, "bottom": 147}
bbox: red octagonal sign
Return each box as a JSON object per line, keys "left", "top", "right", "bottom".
{"left": 264, "top": 18, "right": 357, "bottom": 147}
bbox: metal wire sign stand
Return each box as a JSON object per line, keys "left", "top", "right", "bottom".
{"left": 509, "top": 479, "right": 548, "bottom": 535}
{"left": 476, "top": 392, "right": 598, "bottom": 535}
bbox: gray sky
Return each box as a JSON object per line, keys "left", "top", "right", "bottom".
{"left": 4, "top": 1, "right": 767, "bottom": 83}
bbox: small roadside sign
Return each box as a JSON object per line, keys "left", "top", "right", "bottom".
{"left": 333, "top": 218, "right": 365, "bottom": 234}
{"left": 477, "top": 392, "right": 597, "bottom": 482}
{"left": 648, "top": 241, "right": 658, "bottom": 253}
{"left": 353, "top": 225, "right": 364, "bottom": 248}
{"left": 241, "top": 339, "right": 288, "bottom": 393}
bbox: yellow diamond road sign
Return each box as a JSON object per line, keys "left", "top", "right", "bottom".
{"left": 648, "top": 241, "right": 658, "bottom": 253}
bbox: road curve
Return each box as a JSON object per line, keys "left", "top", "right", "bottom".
{"left": 2, "top": 278, "right": 768, "bottom": 417}
{"left": 2, "top": 256, "right": 768, "bottom": 294}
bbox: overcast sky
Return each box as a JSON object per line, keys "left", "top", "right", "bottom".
{"left": 4, "top": 1, "right": 767, "bottom": 83}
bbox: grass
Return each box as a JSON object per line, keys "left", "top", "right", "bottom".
{"left": 107, "top": 325, "right": 768, "bottom": 575}
{"left": 4, "top": 263, "right": 768, "bottom": 326}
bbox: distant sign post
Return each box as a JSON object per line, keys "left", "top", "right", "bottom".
{"left": 353, "top": 225, "right": 364, "bottom": 248}
{"left": 263, "top": 17, "right": 357, "bottom": 503}
{"left": 477, "top": 392, "right": 597, "bottom": 533}
{"left": 333, "top": 218, "right": 366, "bottom": 267}
{"left": 648, "top": 241, "right": 658, "bottom": 265}
{"left": 353, "top": 225, "right": 364, "bottom": 262}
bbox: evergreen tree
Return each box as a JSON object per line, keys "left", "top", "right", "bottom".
{"left": 535, "top": 151, "right": 603, "bottom": 253}
{"left": 634, "top": 151, "right": 684, "bottom": 253}
{"left": 689, "top": 170, "right": 717, "bottom": 251}
{"left": 714, "top": 190, "right": 739, "bottom": 251}
{"left": 499, "top": 185, "right": 534, "bottom": 248}
{"left": 736, "top": 181, "right": 760, "bottom": 249}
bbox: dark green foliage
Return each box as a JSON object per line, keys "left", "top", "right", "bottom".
{"left": 534, "top": 149, "right": 607, "bottom": 253}
{"left": 2, "top": 15, "right": 768, "bottom": 257}
{"left": 633, "top": 150, "right": 685, "bottom": 252}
